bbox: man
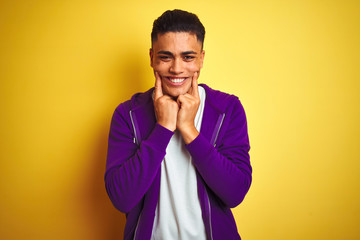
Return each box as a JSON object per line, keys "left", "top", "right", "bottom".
{"left": 105, "top": 9, "right": 252, "bottom": 240}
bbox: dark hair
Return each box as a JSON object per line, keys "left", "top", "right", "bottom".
{"left": 151, "top": 9, "right": 205, "bottom": 48}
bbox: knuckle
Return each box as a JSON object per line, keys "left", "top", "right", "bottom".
{"left": 157, "top": 97, "right": 166, "bottom": 105}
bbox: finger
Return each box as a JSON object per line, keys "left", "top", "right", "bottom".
{"left": 154, "top": 71, "right": 163, "bottom": 100}
{"left": 176, "top": 94, "right": 183, "bottom": 108}
{"left": 177, "top": 94, "right": 194, "bottom": 108}
{"left": 190, "top": 71, "right": 199, "bottom": 98}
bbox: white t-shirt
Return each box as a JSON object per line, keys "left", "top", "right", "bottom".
{"left": 151, "top": 86, "right": 207, "bottom": 240}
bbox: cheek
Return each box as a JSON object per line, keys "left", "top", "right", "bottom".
{"left": 187, "top": 61, "right": 202, "bottom": 71}
{"left": 152, "top": 61, "right": 169, "bottom": 72}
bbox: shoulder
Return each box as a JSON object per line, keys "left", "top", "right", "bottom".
{"left": 114, "top": 87, "right": 154, "bottom": 114}
{"left": 200, "top": 84, "right": 243, "bottom": 114}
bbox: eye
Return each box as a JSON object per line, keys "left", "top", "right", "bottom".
{"left": 159, "top": 55, "right": 171, "bottom": 61}
{"left": 184, "top": 55, "right": 195, "bottom": 61}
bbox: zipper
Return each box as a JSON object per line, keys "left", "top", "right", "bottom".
{"left": 129, "top": 110, "right": 139, "bottom": 145}
{"left": 130, "top": 110, "right": 141, "bottom": 239}
{"left": 206, "top": 113, "right": 225, "bottom": 240}
{"left": 133, "top": 210, "right": 143, "bottom": 240}
{"left": 205, "top": 189, "right": 214, "bottom": 240}
{"left": 130, "top": 109, "right": 143, "bottom": 239}
{"left": 212, "top": 113, "right": 225, "bottom": 147}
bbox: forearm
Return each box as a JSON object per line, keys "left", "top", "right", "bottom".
{"left": 186, "top": 133, "right": 252, "bottom": 208}
{"left": 105, "top": 123, "right": 173, "bottom": 213}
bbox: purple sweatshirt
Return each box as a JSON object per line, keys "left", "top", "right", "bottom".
{"left": 105, "top": 84, "right": 252, "bottom": 240}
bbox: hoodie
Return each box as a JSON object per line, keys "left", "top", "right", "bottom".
{"left": 105, "top": 84, "right": 252, "bottom": 240}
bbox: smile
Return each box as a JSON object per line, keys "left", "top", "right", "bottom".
{"left": 167, "top": 77, "right": 186, "bottom": 83}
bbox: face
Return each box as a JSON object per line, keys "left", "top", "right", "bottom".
{"left": 150, "top": 32, "right": 205, "bottom": 98}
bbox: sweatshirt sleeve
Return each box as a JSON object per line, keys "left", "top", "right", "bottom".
{"left": 186, "top": 98, "right": 252, "bottom": 208}
{"left": 104, "top": 103, "right": 173, "bottom": 213}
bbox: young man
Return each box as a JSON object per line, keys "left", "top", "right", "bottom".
{"left": 105, "top": 9, "right": 252, "bottom": 240}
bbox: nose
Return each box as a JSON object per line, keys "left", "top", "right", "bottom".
{"left": 169, "top": 58, "right": 183, "bottom": 74}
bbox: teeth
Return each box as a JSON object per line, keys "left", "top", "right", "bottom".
{"left": 169, "top": 78, "right": 185, "bottom": 83}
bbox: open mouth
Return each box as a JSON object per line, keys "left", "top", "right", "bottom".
{"left": 166, "top": 77, "right": 187, "bottom": 83}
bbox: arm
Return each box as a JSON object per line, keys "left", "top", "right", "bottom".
{"left": 105, "top": 103, "right": 173, "bottom": 213}
{"left": 105, "top": 73, "right": 178, "bottom": 213}
{"left": 176, "top": 74, "right": 251, "bottom": 207}
{"left": 186, "top": 99, "right": 252, "bottom": 208}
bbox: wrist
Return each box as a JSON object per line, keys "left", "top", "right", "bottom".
{"left": 157, "top": 120, "right": 176, "bottom": 132}
{"left": 178, "top": 125, "right": 199, "bottom": 144}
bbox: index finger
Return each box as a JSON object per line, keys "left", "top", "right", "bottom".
{"left": 154, "top": 71, "right": 163, "bottom": 100}
{"left": 190, "top": 71, "right": 199, "bottom": 98}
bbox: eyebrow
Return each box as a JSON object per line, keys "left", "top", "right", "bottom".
{"left": 181, "top": 51, "right": 197, "bottom": 55}
{"left": 157, "top": 50, "right": 197, "bottom": 56}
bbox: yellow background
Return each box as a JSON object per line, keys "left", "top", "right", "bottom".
{"left": 1, "top": 0, "right": 359, "bottom": 239}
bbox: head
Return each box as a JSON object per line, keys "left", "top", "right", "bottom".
{"left": 150, "top": 9, "right": 206, "bottom": 98}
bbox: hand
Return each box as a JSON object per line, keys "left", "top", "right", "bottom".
{"left": 153, "top": 71, "right": 179, "bottom": 132}
{"left": 176, "top": 72, "right": 201, "bottom": 144}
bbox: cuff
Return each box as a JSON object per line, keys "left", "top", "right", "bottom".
{"left": 185, "top": 133, "right": 213, "bottom": 162}
{"left": 144, "top": 123, "right": 174, "bottom": 152}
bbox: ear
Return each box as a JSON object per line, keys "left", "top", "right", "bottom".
{"left": 200, "top": 50, "right": 205, "bottom": 69}
{"left": 149, "top": 48, "right": 154, "bottom": 68}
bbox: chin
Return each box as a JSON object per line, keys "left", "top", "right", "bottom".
{"left": 165, "top": 88, "right": 190, "bottom": 98}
